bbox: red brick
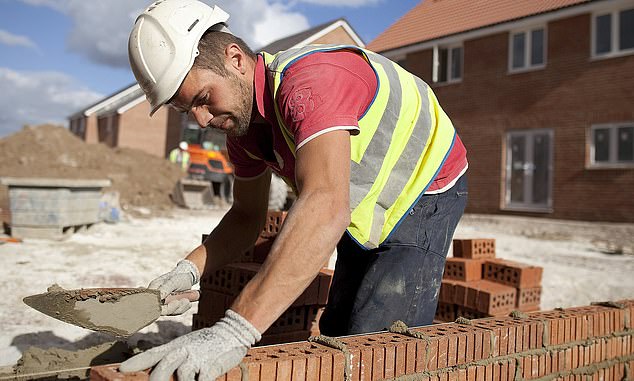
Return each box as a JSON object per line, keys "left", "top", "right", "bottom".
{"left": 453, "top": 239, "right": 496, "bottom": 259}
{"left": 507, "top": 324, "right": 516, "bottom": 355}
{"left": 500, "top": 361, "right": 508, "bottom": 381}
{"left": 318, "top": 269, "right": 333, "bottom": 305}
{"left": 475, "top": 280, "right": 517, "bottom": 316}
{"left": 385, "top": 344, "right": 396, "bottom": 379}
{"left": 482, "top": 259, "right": 543, "bottom": 288}
{"left": 305, "top": 357, "right": 319, "bottom": 381}
{"left": 370, "top": 345, "right": 383, "bottom": 380}
{"left": 291, "top": 356, "right": 307, "bottom": 381}
{"left": 444, "top": 258, "right": 484, "bottom": 281}
{"left": 517, "top": 286, "right": 542, "bottom": 311}
{"left": 261, "top": 210, "right": 288, "bottom": 238}
{"left": 439, "top": 280, "right": 456, "bottom": 303}
{"left": 435, "top": 302, "right": 457, "bottom": 322}
{"left": 90, "top": 365, "right": 153, "bottom": 381}
{"left": 426, "top": 337, "right": 439, "bottom": 371}
{"left": 224, "top": 367, "right": 241, "bottom": 381}
{"left": 437, "top": 335, "right": 449, "bottom": 368}
{"left": 447, "top": 332, "right": 458, "bottom": 367}
{"left": 251, "top": 236, "right": 275, "bottom": 263}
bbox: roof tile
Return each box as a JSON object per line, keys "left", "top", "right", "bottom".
{"left": 367, "top": 0, "right": 591, "bottom": 53}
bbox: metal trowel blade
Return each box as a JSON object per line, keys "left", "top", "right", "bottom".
{"left": 23, "top": 287, "right": 161, "bottom": 337}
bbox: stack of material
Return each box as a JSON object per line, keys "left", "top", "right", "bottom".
{"left": 193, "top": 211, "right": 334, "bottom": 345}
{"left": 435, "top": 238, "right": 543, "bottom": 322}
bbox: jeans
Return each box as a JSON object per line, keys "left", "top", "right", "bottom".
{"left": 319, "top": 175, "right": 468, "bottom": 336}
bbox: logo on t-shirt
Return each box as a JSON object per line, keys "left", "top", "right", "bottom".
{"left": 288, "top": 87, "right": 322, "bottom": 122}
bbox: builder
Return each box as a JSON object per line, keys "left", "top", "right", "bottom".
{"left": 122, "top": 0, "right": 468, "bottom": 379}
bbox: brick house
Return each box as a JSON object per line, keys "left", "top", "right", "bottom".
{"left": 69, "top": 18, "right": 364, "bottom": 158}
{"left": 69, "top": 84, "right": 183, "bottom": 158}
{"left": 367, "top": 0, "right": 634, "bottom": 222}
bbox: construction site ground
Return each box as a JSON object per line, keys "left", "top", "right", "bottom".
{"left": 0, "top": 208, "right": 632, "bottom": 369}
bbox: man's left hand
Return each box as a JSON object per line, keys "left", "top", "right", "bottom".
{"left": 119, "top": 309, "right": 261, "bottom": 381}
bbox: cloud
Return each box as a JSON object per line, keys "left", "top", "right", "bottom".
{"left": 20, "top": 0, "right": 310, "bottom": 68}
{"left": 0, "top": 67, "right": 103, "bottom": 137}
{"left": 0, "top": 29, "right": 38, "bottom": 49}
{"left": 294, "top": 0, "right": 381, "bottom": 6}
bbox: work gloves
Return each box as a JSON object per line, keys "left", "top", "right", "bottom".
{"left": 120, "top": 309, "right": 261, "bottom": 381}
{"left": 149, "top": 259, "right": 200, "bottom": 315}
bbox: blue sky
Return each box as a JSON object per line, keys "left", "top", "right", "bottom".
{"left": 0, "top": 0, "right": 420, "bottom": 137}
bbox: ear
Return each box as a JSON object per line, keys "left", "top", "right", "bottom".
{"left": 225, "top": 43, "right": 246, "bottom": 75}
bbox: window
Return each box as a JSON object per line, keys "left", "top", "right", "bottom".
{"left": 593, "top": 7, "right": 634, "bottom": 57}
{"left": 590, "top": 123, "right": 634, "bottom": 166}
{"left": 433, "top": 44, "right": 462, "bottom": 84}
{"left": 509, "top": 27, "right": 546, "bottom": 72}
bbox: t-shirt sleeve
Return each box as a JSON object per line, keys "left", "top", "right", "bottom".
{"left": 226, "top": 136, "right": 268, "bottom": 179}
{"left": 276, "top": 50, "right": 377, "bottom": 150}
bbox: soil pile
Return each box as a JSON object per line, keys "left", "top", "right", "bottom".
{"left": 0, "top": 124, "right": 183, "bottom": 215}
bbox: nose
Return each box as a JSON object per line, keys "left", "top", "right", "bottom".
{"left": 191, "top": 107, "right": 213, "bottom": 128}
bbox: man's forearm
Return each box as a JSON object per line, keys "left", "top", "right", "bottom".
{"left": 230, "top": 188, "right": 349, "bottom": 333}
{"left": 186, "top": 205, "right": 267, "bottom": 279}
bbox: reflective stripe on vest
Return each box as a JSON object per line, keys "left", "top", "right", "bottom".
{"left": 263, "top": 45, "right": 456, "bottom": 249}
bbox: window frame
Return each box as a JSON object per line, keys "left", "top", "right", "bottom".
{"left": 588, "top": 122, "right": 634, "bottom": 168}
{"left": 432, "top": 43, "right": 463, "bottom": 85}
{"left": 591, "top": 6, "right": 634, "bottom": 59}
{"left": 508, "top": 25, "right": 547, "bottom": 73}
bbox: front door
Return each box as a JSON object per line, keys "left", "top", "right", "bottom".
{"left": 505, "top": 129, "right": 553, "bottom": 211}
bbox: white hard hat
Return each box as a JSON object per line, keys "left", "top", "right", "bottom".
{"left": 128, "top": 0, "right": 231, "bottom": 116}
{"left": 179, "top": 141, "right": 189, "bottom": 150}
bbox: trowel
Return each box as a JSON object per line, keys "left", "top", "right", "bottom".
{"left": 23, "top": 285, "right": 200, "bottom": 337}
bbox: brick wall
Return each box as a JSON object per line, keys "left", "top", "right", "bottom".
{"left": 117, "top": 101, "right": 171, "bottom": 157}
{"left": 402, "top": 13, "right": 634, "bottom": 222}
{"left": 85, "top": 115, "right": 99, "bottom": 144}
{"left": 194, "top": 211, "right": 333, "bottom": 346}
{"left": 312, "top": 26, "right": 358, "bottom": 46}
{"left": 92, "top": 299, "right": 634, "bottom": 381}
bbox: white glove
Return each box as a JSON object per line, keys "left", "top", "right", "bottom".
{"left": 149, "top": 259, "right": 200, "bottom": 315}
{"left": 119, "top": 309, "right": 261, "bottom": 381}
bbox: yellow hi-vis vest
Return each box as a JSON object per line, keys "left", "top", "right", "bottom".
{"left": 262, "top": 45, "right": 457, "bottom": 249}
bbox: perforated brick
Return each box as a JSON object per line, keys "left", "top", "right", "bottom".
{"left": 475, "top": 280, "right": 517, "bottom": 316}
{"left": 517, "top": 286, "right": 542, "bottom": 311}
{"left": 93, "top": 300, "right": 634, "bottom": 381}
{"left": 439, "top": 280, "right": 456, "bottom": 304}
{"left": 435, "top": 302, "right": 457, "bottom": 322}
{"left": 261, "top": 211, "right": 288, "bottom": 238}
{"left": 444, "top": 258, "right": 484, "bottom": 281}
{"left": 482, "top": 259, "right": 542, "bottom": 288}
{"left": 453, "top": 239, "right": 496, "bottom": 259}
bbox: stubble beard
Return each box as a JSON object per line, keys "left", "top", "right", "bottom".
{"left": 224, "top": 73, "right": 253, "bottom": 138}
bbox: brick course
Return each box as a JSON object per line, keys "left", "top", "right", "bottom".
{"left": 92, "top": 300, "right": 634, "bottom": 381}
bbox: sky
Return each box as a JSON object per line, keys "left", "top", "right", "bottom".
{"left": 0, "top": 0, "right": 420, "bottom": 138}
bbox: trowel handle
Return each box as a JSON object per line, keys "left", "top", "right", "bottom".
{"left": 164, "top": 290, "right": 200, "bottom": 304}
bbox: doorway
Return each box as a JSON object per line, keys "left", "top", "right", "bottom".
{"left": 505, "top": 129, "right": 553, "bottom": 211}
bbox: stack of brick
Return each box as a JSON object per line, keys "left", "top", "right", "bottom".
{"left": 92, "top": 299, "right": 634, "bottom": 381}
{"left": 193, "top": 211, "right": 334, "bottom": 346}
{"left": 436, "top": 239, "right": 544, "bottom": 323}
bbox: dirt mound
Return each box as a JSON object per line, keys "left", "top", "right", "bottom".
{"left": 0, "top": 124, "right": 183, "bottom": 215}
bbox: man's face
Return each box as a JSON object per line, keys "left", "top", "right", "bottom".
{"left": 170, "top": 66, "right": 253, "bottom": 137}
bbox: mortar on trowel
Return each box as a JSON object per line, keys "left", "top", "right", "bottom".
{"left": 23, "top": 284, "right": 199, "bottom": 337}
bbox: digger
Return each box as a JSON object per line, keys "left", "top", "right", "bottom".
{"left": 171, "top": 126, "right": 234, "bottom": 208}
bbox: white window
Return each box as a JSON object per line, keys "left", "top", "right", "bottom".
{"left": 590, "top": 123, "right": 634, "bottom": 167}
{"left": 433, "top": 44, "right": 462, "bottom": 84}
{"left": 509, "top": 27, "right": 546, "bottom": 72}
{"left": 592, "top": 6, "right": 634, "bottom": 58}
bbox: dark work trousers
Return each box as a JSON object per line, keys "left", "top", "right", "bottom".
{"left": 319, "top": 175, "right": 468, "bottom": 336}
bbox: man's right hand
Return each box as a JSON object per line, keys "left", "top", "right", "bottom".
{"left": 149, "top": 259, "right": 200, "bottom": 316}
